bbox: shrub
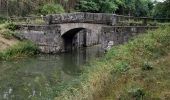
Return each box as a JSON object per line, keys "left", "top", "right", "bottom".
{"left": 115, "top": 61, "right": 130, "bottom": 72}
{"left": 40, "top": 4, "right": 65, "bottom": 15}
{"left": 128, "top": 88, "right": 145, "bottom": 100}
{"left": 0, "top": 29, "right": 15, "bottom": 39}
{"left": 0, "top": 17, "right": 7, "bottom": 24}
{"left": 4, "top": 22, "right": 17, "bottom": 31}
{"left": 1, "top": 41, "right": 39, "bottom": 60}
{"left": 142, "top": 62, "right": 153, "bottom": 71}
{"left": 0, "top": 22, "right": 18, "bottom": 39}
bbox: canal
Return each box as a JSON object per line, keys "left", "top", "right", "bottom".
{"left": 0, "top": 45, "right": 104, "bottom": 100}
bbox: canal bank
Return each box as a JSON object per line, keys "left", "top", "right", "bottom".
{"left": 55, "top": 26, "right": 170, "bottom": 100}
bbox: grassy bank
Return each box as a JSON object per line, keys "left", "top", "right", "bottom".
{"left": 0, "top": 22, "right": 39, "bottom": 60}
{"left": 0, "top": 41, "right": 39, "bottom": 60}
{"left": 54, "top": 26, "right": 170, "bottom": 100}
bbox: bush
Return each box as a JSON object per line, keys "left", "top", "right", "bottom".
{"left": 0, "top": 29, "right": 15, "bottom": 39}
{"left": 0, "top": 41, "right": 39, "bottom": 60}
{"left": 0, "top": 17, "right": 7, "bottom": 24}
{"left": 5, "top": 22, "right": 17, "bottom": 31}
{"left": 128, "top": 88, "right": 145, "bottom": 99}
{"left": 142, "top": 62, "right": 153, "bottom": 70}
{"left": 0, "top": 22, "right": 18, "bottom": 39}
{"left": 115, "top": 61, "right": 130, "bottom": 72}
{"left": 40, "top": 4, "right": 65, "bottom": 15}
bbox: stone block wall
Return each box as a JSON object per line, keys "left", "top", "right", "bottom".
{"left": 45, "top": 12, "right": 117, "bottom": 25}
{"left": 101, "top": 26, "right": 158, "bottom": 50}
{"left": 16, "top": 25, "right": 64, "bottom": 53}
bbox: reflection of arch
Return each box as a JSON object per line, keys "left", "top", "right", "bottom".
{"left": 61, "top": 28, "right": 88, "bottom": 52}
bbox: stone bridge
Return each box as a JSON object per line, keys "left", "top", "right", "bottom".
{"left": 16, "top": 12, "right": 157, "bottom": 53}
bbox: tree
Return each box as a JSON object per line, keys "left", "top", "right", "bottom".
{"left": 76, "top": 0, "right": 99, "bottom": 12}
{"left": 40, "top": 4, "right": 65, "bottom": 15}
{"left": 76, "top": 0, "right": 124, "bottom": 13}
{"left": 153, "top": 0, "right": 170, "bottom": 18}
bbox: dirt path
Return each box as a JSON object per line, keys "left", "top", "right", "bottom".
{"left": 0, "top": 35, "right": 18, "bottom": 51}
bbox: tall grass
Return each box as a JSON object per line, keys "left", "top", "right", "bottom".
{"left": 0, "top": 22, "right": 17, "bottom": 39}
{"left": 0, "top": 17, "right": 7, "bottom": 24}
{"left": 54, "top": 26, "right": 170, "bottom": 100}
{"left": 0, "top": 41, "right": 39, "bottom": 60}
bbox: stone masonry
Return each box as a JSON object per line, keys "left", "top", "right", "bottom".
{"left": 16, "top": 13, "right": 158, "bottom": 53}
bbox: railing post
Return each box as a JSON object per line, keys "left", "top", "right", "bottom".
{"left": 111, "top": 14, "right": 117, "bottom": 26}
{"left": 48, "top": 15, "right": 53, "bottom": 25}
{"left": 142, "top": 17, "right": 147, "bottom": 26}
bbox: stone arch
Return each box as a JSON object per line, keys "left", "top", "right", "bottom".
{"left": 60, "top": 23, "right": 103, "bottom": 52}
{"left": 61, "top": 27, "right": 89, "bottom": 52}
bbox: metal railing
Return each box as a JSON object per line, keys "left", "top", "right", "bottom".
{"left": 116, "top": 14, "right": 170, "bottom": 25}
{"left": 8, "top": 12, "right": 170, "bottom": 26}
{"left": 9, "top": 16, "right": 46, "bottom": 25}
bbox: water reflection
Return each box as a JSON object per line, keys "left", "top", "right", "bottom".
{"left": 0, "top": 45, "right": 104, "bottom": 100}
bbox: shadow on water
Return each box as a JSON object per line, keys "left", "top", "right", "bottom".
{"left": 0, "top": 45, "right": 104, "bottom": 100}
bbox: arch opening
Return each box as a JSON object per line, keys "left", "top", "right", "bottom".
{"left": 62, "top": 28, "right": 88, "bottom": 52}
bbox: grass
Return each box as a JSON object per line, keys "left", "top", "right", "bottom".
{"left": 54, "top": 26, "right": 170, "bottom": 100}
{"left": 0, "top": 22, "right": 39, "bottom": 60}
{"left": 106, "top": 53, "right": 170, "bottom": 100}
{"left": 0, "top": 41, "right": 39, "bottom": 60}
{"left": 0, "top": 22, "right": 18, "bottom": 39}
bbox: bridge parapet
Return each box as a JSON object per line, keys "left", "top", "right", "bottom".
{"left": 45, "top": 12, "right": 117, "bottom": 25}
{"left": 10, "top": 12, "right": 170, "bottom": 26}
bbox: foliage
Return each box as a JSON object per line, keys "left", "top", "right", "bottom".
{"left": 1, "top": 0, "right": 168, "bottom": 18}
{"left": 0, "top": 17, "right": 7, "bottom": 24}
{"left": 76, "top": 0, "right": 99, "bottom": 12}
{"left": 0, "top": 0, "right": 64, "bottom": 16}
{"left": 5, "top": 22, "right": 17, "bottom": 31}
{"left": 76, "top": 0, "right": 123, "bottom": 13}
{"left": 0, "top": 41, "right": 39, "bottom": 60}
{"left": 40, "top": 4, "right": 65, "bottom": 15}
{"left": 152, "top": 0, "right": 170, "bottom": 18}
{"left": 0, "top": 29, "right": 15, "bottom": 39}
{"left": 134, "top": 0, "right": 153, "bottom": 17}
{"left": 128, "top": 88, "right": 145, "bottom": 99}
{"left": 141, "top": 62, "right": 153, "bottom": 70}
{"left": 76, "top": 0, "right": 153, "bottom": 16}
{"left": 115, "top": 61, "right": 130, "bottom": 72}
{"left": 0, "top": 22, "right": 17, "bottom": 39}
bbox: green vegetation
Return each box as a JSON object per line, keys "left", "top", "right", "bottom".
{"left": 0, "top": 17, "right": 7, "bottom": 24}
{"left": 0, "top": 0, "right": 170, "bottom": 99}
{"left": 40, "top": 4, "right": 65, "bottom": 15}
{"left": 0, "top": 0, "right": 65, "bottom": 16}
{"left": 0, "top": 41, "right": 39, "bottom": 60}
{"left": 54, "top": 26, "right": 170, "bottom": 99}
{"left": 0, "top": 0, "right": 169, "bottom": 18}
{"left": 0, "top": 22, "right": 18, "bottom": 39}
{"left": 0, "top": 22, "right": 39, "bottom": 60}
{"left": 76, "top": 0, "right": 154, "bottom": 17}
{"left": 153, "top": 0, "right": 170, "bottom": 18}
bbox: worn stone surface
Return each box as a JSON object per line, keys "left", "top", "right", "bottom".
{"left": 45, "top": 12, "right": 117, "bottom": 25}
{"left": 101, "top": 26, "right": 158, "bottom": 51}
{"left": 16, "top": 23, "right": 103, "bottom": 53}
{"left": 60, "top": 23, "right": 104, "bottom": 47}
{"left": 16, "top": 13, "right": 158, "bottom": 53}
{"left": 16, "top": 25, "right": 64, "bottom": 53}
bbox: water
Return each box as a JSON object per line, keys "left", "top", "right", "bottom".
{"left": 0, "top": 45, "right": 104, "bottom": 100}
